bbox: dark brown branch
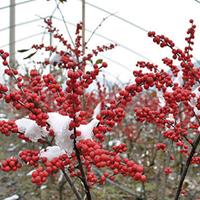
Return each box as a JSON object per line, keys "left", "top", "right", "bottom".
{"left": 174, "top": 133, "right": 200, "bottom": 200}
{"left": 61, "top": 169, "right": 82, "bottom": 200}
{"left": 73, "top": 136, "right": 92, "bottom": 200}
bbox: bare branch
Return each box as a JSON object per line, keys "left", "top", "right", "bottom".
{"left": 61, "top": 169, "right": 82, "bottom": 200}
{"left": 53, "top": 0, "right": 75, "bottom": 47}
{"left": 174, "top": 113, "right": 200, "bottom": 200}
{"left": 85, "top": 12, "right": 117, "bottom": 47}
{"left": 94, "top": 168, "right": 139, "bottom": 198}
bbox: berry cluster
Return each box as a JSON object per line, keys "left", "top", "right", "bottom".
{"left": 156, "top": 143, "right": 166, "bottom": 152}
{"left": 1, "top": 17, "right": 200, "bottom": 200}
{"left": 77, "top": 139, "right": 146, "bottom": 184}
{"left": 0, "top": 120, "right": 18, "bottom": 136}
{"left": 0, "top": 157, "right": 22, "bottom": 172}
{"left": 164, "top": 167, "right": 172, "bottom": 175}
{"left": 0, "top": 50, "right": 9, "bottom": 66}
{"left": 32, "top": 154, "right": 70, "bottom": 185}
{"left": 19, "top": 149, "right": 40, "bottom": 167}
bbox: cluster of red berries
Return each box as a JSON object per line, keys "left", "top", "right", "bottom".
{"left": 164, "top": 167, "right": 172, "bottom": 175}
{"left": 191, "top": 156, "right": 200, "bottom": 164}
{"left": 31, "top": 167, "right": 49, "bottom": 185}
{"left": 112, "top": 143, "right": 127, "bottom": 153}
{"left": 0, "top": 120, "right": 18, "bottom": 136}
{"left": 0, "top": 157, "right": 22, "bottom": 172}
{"left": 0, "top": 49, "right": 9, "bottom": 66}
{"left": 136, "top": 61, "right": 158, "bottom": 72}
{"left": 134, "top": 107, "right": 166, "bottom": 127}
{"left": 156, "top": 143, "right": 166, "bottom": 152}
{"left": 162, "top": 57, "right": 179, "bottom": 76}
{"left": 148, "top": 31, "right": 175, "bottom": 48}
{"left": 77, "top": 139, "right": 146, "bottom": 184}
{"left": 32, "top": 154, "right": 70, "bottom": 185}
{"left": 2, "top": 17, "right": 200, "bottom": 197}
{"left": 19, "top": 149, "right": 40, "bottom": 167}
{"left": 0, "top": 84, "right": 8, "bottom": 99}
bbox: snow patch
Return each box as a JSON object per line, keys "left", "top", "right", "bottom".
{"left": 26, "top": 169, "right": 36, "bottom": 176}
{"left": 15, "top": 118, "right": 48, "bottom": 142}
{"left": 157, "top": 90, "right": 165, "bottom": 107}
{"left": 40, "top": 146, "right": 66, "bottom": 161}
{"left": 47, "top": 112, "right": 74, "bottom": 153}
{"left": 92, "top": 103, "right": 101, "bottom": 119}
{"left": 108, "top": 139, "right": 121, "bottom": 146}
{"left": 77, "top": 119, "right": 99, "bottom": 141}
{"left": 4, "top": 194, "right": 19, "bottom": 200}
{"left": 15, "top": 111, "right": 99, "bottom": 155}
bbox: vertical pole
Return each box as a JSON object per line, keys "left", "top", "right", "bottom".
{"left": 82, "top": 0, "right": 85, "bottom": 54}
{"left": 49, "top": 16, "right": 53, "bottom": 73}
{"left": 49, "top": 16, "right": 53, "bottom": 52}
{"left": 9, "top": 0, "right": 16, "bottom": 67}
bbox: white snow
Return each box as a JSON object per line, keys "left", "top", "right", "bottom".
{"left": 4, "top": 195, "right": 19, "bottom": 200}
{"left": 173, "top": 71, "right": 183, "bottom": 87}
{"left": 26, "top": 169, "right": 36, "bottom": 176}
{"left": 77, "top": 119, "right": 99, "bottom": 141}
{"left": 40, "top": 146, "right": 66, "bottom": 161}
{"left": 49, "top": 53, "right": 61, "bottom": 64}
{"left": 47, "top": 112, "right": 99, "bottom": 153}
{"left": 166, "top": 114, "right": 175, "bottom": 122}
{"left": 108, "top": 139, "right": 121, "bottom": 146}
{"left": 15, "top": 118, "right": 48, "bottom": 142}
{"left": 47, "top": 112, "right": 71, "bottom": 135}
{"left": 58, "top": 170, "right": 64, "bottom": 183}
{"left": 92, "top": 103, "right": 101, "bottom": 119}
{"left": 15, "top": 111, "right": 99, "bottom": 155}
{"left": 47, "top": 112, "right": 74, "bottom": 153}
{"left": 157, "top": 90, "right": 166, "bottom": 107}
{"left": 189, "top": 86, "right": 200, "bottom": 116}
{"left": 40, "top": 185, "right": 47, "bottom": 190}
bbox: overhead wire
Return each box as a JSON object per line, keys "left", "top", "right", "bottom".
{"left": 0, "top": 18, "right": 42, "bottom": 32}
{"left": 51, "top": 16, "right": 141, "bottom": 80}
{"left": 0, "top": 0, "right": 37, "bottom": 10}
{"left": 78, "top": 0, "right": 148, "bottom": 33}
{"left": 52, "top": 16, "right": 150, "bottom": 61}
{"left": 77, "top": 0, "right": 200, "bottom": 63}
{"left": 0, "top": 0, "right": 150, "bottom": 62}
{"left": 0, "top": 32, "right": 47, "bottom": 49}
{"left": 98, "top": 54, "right": 132, "bottom": 72}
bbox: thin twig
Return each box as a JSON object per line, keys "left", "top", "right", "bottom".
{"left": 54, "top": 0, "right": 75, "bottom": 47}
{"left": 61, "top": 169, "right": 82, "bottom": 200}
{"left": 94, "top": 168, "right": 139, "bottom": 198}
{"left": 85, "top": 12, "right": 117, "bottom": 47}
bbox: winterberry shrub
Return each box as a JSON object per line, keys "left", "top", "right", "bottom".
{"left": 0, "top": 18, "right": 200, "bottom": 200}
{"left": 0, "top": 19, "right": 146, "bottom": 200}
